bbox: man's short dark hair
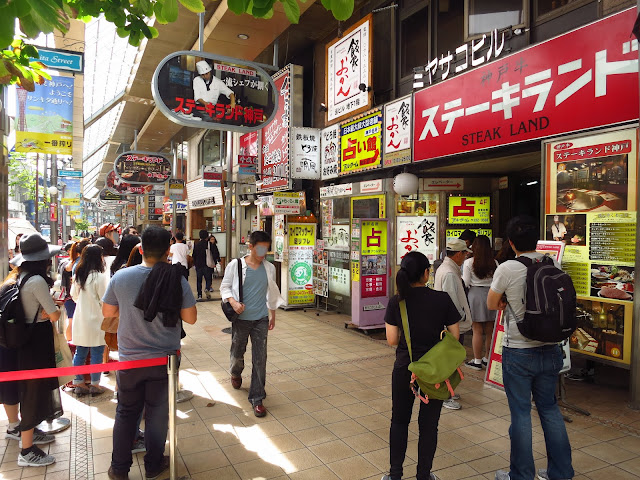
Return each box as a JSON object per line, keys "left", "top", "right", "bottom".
{"left": 506, "top": 215, "right": 539, "bottom": 252}
{"left": 175, "top": 232, "right": 184, "bottom": 241}
{"left": 459, "top": 229, "right": 477, "bottom": 243}
{"left": 249, "top": 231, "right": 271, "bottom": 246}
{"left": 141, "top": 226, "right": 172, "bottom": 259}
{"left": 199, "top": 229, "right": 208, "bottom": 240}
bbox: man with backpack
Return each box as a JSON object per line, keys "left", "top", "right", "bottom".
{"left": 488, "top": 215, "right": 574, "bottom": 480}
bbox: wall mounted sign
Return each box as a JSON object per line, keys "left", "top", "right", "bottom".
{"left": 239, "top": 132, "right": 259, "bottom": 175}
{"left": 36, "top": 46, "right": 84, "bottom": 73}
{"left": 274, "top": 191, "right": 306, "bottom": 215}
{"left": 260, "top": 65, "right": 293, "bottom": 192}
{"left": 448, "top": 196, "right": 491, "bottom": 225}
{"left": 168, "top": 178, "right": 185, "bottom": 201}
{"left": 360, "top": 179, "right": 383, "bottom": 194}
{"left": 152, "top": 51, "right": 278, "bottom": 133}
{"left": 397, "top": 216, "right": 438, "bottom": 264}
{"left": 413, "top": 8, "right": 639, "bottom": 163}
{"left": 320, "top": 183, "right": 353, "bottom": 198}
{"left": 421, "top": 178, "right": 464, "bottom": 191}
{"left": 114, "top": 151, "right": 172, "bottom": 184}
{"left": 340, "top": 109, "right": 382, "bottom": 175}
{"left": 326, "top": 15, "right": 372, "bottom": 122}
{"left": 383, "top": 96, "right": 412, "bottom": 167}
{"left": 321, "top": 124, "right": 340, "bottom": 179}
{"left": 202, "top": 166, "right": 223, "bottom": 181}
{"left": 15, "top": 75, "right": 73, "bottom": 155}
{"left": 106, "top": 171, "right": 153, "bottom": 196}
{"left": 288, "top": 223, "right": 316, "bottom": 305}
{"left": 290, "top": 127, "right": 321, "bottom": 179}
{"left": 59, "top": 170, "right": 82, "bottom": 178}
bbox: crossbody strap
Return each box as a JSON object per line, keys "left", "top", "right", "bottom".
{"left": 237, "top": 257, "right": 243, "bottom": 303}
{"left": 399, "top": 299, "right": 413, "bottom": 363}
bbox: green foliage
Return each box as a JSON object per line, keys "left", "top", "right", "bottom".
{"left": 74, "top": 218, "right": 90, "bottom": 231}
{"left": 8, "top": 153, "right": 49, "bottom": 211}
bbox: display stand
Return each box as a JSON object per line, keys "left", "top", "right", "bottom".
{"left": 37, "top": 418, "right": 71, "bottom": 434}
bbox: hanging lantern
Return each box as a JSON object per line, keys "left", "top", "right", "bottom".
{"left": 393, "top": 172, "right": 419, "bottom": 196}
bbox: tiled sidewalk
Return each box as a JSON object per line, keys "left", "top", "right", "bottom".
{"left": 0, "top": 279, "right": 639, "bottom": 479}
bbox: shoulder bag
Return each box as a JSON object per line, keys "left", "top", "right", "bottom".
{"left": 221, "top": 258, "right": 243, "bottom": 322}
{"left": 399, "top": 299, "right": 466, "bottom": 403}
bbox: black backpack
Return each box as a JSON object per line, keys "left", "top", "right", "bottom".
{"left": 509, "top": 256, "right": 577, "bottom": 342}
{"left": 0, "top": 273, "right": 38, "bottom": 349}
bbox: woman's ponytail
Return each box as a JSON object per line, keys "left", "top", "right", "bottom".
{"left": 396, "top": 251, "right": 430, "bottom": 300}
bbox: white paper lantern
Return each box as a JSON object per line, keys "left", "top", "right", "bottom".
{"left": 393, "top": 173, "right": 419, "bottom": 196}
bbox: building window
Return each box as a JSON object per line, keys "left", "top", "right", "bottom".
{"left": 198, "top": 130, "right": 226, "bottom": 173}
{"left": 534, "top": 0, "right": 592, "bottom": 23}
{"left": 437, "top": 0, "right": 464, "bottom": 58}
{"left": 466, "top": 0, "right": 525, "bottom": 38}
{"left": 400, "top": 5, "right": 430, "bottom": 79}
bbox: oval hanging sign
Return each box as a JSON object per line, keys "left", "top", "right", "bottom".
{"left": 114, "top": 151, "right": 172, "bottom": 184}
{"left": 106, "top": 170, "right": 154, "bottom": 196}
{"left": 152, "top": 51, "right": 278, "bottom": 133}
{"left": 98, "top": 188, "right": 129, "bottom": 204}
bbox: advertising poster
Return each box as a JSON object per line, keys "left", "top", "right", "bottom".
{"left": 274, "top": 214, "right": 285, "bottom": 261}
{"left": 114, "top": 152, "right": 172, "bottom": 184}
{"left": 321, "top": 199, "right": 333, "bottom": 239}
{"left": 60, "top": 177, "right": 82, "bottom": 206}
{"left": 397, "top": 216, "right": 438, "bottom": 264}
{"left": 239, "top": 131, "right": 259, "bottom": 175}
{"left": 328, "top": 250, "right": 351, "bottom": 297}
{"left": 313, "top": 240, "right": 329, "bottom": 297}
{"left": 384, "top": 96, "right": 412, "bottom": 167}
{"left": 152, "top": 52, "right": 277, "bottom": 133}
{"left": 260, "top": 65, "right": 292, "bottom": 192}
{"left": 274, "top": 191, "right": 306, "bottom": 215}
{"left": 321, "top": 124, "right": 340, "bottom": 179}
{"left": 448, "top": 196, "right": 491, "bottom": 225}
{"left": 106, "top": 171, "right": 153, "bottom": 196}
{"left": 360, "top": 220, "right": 388, "bottom": 298}
{"left": 15, "top": 76, "right": 74, "bottom": 155}
{"left": 288, "top": 223, "right": 316, "bottom": 305}
{"left": 291, "top": 128, "right": 321, "bottom": 179}
{"left": 326, "top": 224, "right": 350, "bottom": 251}
{"left": 544, "top": 128, "right": 637, "bottom": 365}
{"left": 340, "top": 110, "right": 382, "bottom": 175}
{"left": 326, "top": 16, "right": 371, "bottom": 122}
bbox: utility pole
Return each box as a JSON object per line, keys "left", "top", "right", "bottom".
{"left": 50, "top": 155, "right": 59, "bottom": 246}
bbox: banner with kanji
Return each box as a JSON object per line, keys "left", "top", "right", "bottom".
{"left": 340, "top": 110, "right": 382, "bottom": 175}
{"left": 396, "top": 216, "right": 438, "bottom": 264}
{"left": 16, "top": 75, "right": 74, "bottom": 154}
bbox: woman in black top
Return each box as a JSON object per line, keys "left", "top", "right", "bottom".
{"left": 383, "top": 252, "right": 461, "bottom": 480}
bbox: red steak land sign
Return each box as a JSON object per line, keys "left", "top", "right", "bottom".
{"left": 413, "top": 8, "right": 639, "bottom": 162}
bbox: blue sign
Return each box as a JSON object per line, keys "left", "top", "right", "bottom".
{"left": 59, "top": 170, "right": 83, "bottom": 177}
{"left": 37, "top": 47, "right": 83, "bottom": 73}
{"left": 204, "top": 180, "right": 221, "bottom": 188}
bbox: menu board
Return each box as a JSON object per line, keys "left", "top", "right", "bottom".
{"left": 545, "top": 128, "right": 637, "bottom": 365}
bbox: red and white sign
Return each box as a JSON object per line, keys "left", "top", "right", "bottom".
{"left": 498, "top": 176, "right": 509, "bottom": 189}
{"left": 552, "top": 139, "right": 632, "bottom": 162}
{"left": 202, "top": 167, "right": 223, "bottom": 181}
{"left": 238, "top": 155, "right": 257, "bottom": 167}
{"left": 260, "top": 66, "right": 292, "bottom": 192}
{"left": 360, "top": 179, "right": 383, "bottom": 193}
{"left": 214, "top": 63, "right": 256, "bottom": 77}
{"left": 413, "top": 8, "right": 639, "bottom": 163}
{"left": 421, "top": 178, "right": 464, "bottom": 191}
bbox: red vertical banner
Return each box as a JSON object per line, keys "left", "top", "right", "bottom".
{"left": 259, "top": 65, "right": 292, "bottom": 192}
{"left": 49, "top": 203, "right": 58, "bottom": 222}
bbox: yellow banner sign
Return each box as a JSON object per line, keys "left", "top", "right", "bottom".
{"left": 448, "top": 196, "right": 491, "bottom": 225}
{"left": 361, "top": 220, "right": 387, "bottom": 256}
{"left": 340, "top": 110, "right": 382, "bottom": 175}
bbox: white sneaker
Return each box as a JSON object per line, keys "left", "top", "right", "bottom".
{"left": 18, "top": 446, "right": 56, "bottom": 467}
{"left": 443, "top": 399, "right": 461, "bottom": 410}
{"left": 537, "top": 469, "right": 570, "bottom": 480}
{"left": 495, "top": 470, "right": 510, "bottom": 480}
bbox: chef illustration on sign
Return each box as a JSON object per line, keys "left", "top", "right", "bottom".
{"left": 193, "top": 60, "right": 236, "bottom": 113}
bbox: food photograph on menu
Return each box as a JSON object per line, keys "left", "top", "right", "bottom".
{"left": 590, "top": 264, "right": 634, "bottom": 301}
{"left": 545, "top": 214, "right": 587, "bottom": 245}
{"left": 572, "top": 299, "right": 626, "bottom": 361}
{"left": 555, "top": 154, "right": 628, "bottom": 212}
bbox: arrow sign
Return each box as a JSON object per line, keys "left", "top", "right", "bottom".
{"left": 421, "top": 178, "right": 464, "bottom": 191}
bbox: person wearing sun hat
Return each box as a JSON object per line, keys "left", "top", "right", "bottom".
{"left": 1, "top": 233, "right": 63, "bottom": 467}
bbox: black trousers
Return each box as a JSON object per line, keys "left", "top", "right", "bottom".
{"left": 389, "top": 366, "right": 443, "bottom": 480}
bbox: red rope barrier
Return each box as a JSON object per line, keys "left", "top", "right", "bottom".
{"left": 0, "top": 356, "right": 169, "bottom": 383}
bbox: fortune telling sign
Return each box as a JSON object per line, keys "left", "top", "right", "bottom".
{"left": 152, "top": 51, "right": 278, "bottom": 133}
{"left": 114, "top": 151, "right": 172, "bottom": 184}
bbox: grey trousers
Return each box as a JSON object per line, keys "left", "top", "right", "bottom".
{"left": 230, "top": 317, "right": 269, "bottom": 406}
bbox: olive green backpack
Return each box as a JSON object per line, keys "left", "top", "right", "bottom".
{"left": 399, "top": 299, "right": 467, "bottom": 403}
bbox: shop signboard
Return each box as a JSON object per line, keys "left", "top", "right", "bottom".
{"left": 288, "top": 224, "right": 316, "bottom": 305}
{"left": 291, "top": 127, "right": 321, "bottom": 179}
{"left": 446, "top": 228, "right": 493, "bottom": 244}
{"left": 60, "top": 177, "right": 82, "bottom": 206}
{"left": 202, "top": 166, "right": 223, "bottom": 181}
{"left": 239, "top": 131, "right": 259, "bottom": 175}
{"left": 313, "top": 240, "right": 329, "bottom": 297}
{"left": 544, "top": 127, "right": 637, "bottom": 365}
{"left": 383, "top": 95, "right": 412, "bottom": 167}
{"left": 152, "top": 51, "right": 278, "bottom": 133}
{"left": 15, "top": 76, "right": 73, "bottom": 155}
{"left": 106, "top": 171, "right": 154, "bottom": 196}
{"left": 168, "top": 178, "right": 185, "bottom": 201}
{"left": 274, "top": 191, "right": 306, "bottom": 215}
{"left": 320, "top": 183, "right": 353, "bottom": 198}
{"left": 274, "top": 215, "right": 285, "bottom": 261}
{"left": 98, "top": 189, "right": 128, "bottom": 204}
{"left": 260, "top": 65, "right": 293, "bottom": 192}
{"left": 448, "top": 196, "right": 491, "bottom": 225}
{"left": 114, "top": 152, "right": 172, "bottom": 184}
{"left": 397, "top": 216, "right": 438, "bottom": 264}
{"left": 413, "top": 8, "right": 639, "bottom": 163}
{"left": 326, "top": 15, "right": 372, "bottom": 122}
{"left": 321, "top": 124, "right": 340, "bottom": 179}
{"left": 340, "top": 109, "right": 382, "bottom": 175}
{"left": 360, "top": 220, "right": 387, "bottom": 298}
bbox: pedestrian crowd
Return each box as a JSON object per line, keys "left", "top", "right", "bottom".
{"left": 0, "top": 218, "right": 576, "bottom": 480}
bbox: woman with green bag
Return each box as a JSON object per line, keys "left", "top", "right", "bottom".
{"left": 383, "top": 251, "right": 461, "bottom": 480}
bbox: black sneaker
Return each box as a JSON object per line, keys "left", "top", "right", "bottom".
{"left": 146, "top": 455, "right": 170, "bottom": 480}
{"left": 465, "top": 360, "right": 482, "bottom": 370}
{"left": 108, "top": 466, "right": 130, "bottom": 480}
{"left": 18, "top": 445, "right": 55, "bottom": 467}
{"left": 5, "top": 427, "right": 20, "bottom": 441}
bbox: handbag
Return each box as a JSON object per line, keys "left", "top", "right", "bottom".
{"left": 399, "top": 299, "right": 466, "bottom": 403}
{"left": 187, "top": 255, "right": 194, "bottom": 269}
{"left": 206, "top": 247, "right": 216, "bottom": 269}
{"left": 52, "top": 324, "right": 74, "bottom": 387}
{"left": 221, "top": 258, "right": 243, "bottom": 322}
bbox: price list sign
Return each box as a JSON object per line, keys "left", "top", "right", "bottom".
{"left": 589, "top": 222, "right": 636, "bottom": 263}
{"left": 562, "top": 262, "right": 589, "bottom": 296}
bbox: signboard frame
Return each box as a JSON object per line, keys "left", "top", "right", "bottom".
{"left": 114, "top": 151, "right": 172, "bottom": 185}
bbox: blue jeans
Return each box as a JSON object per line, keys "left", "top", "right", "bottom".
{"left": 502, "top": 345, "right": 574, "bottom": 480}
{"left": 73, "top": 345, "right": 105, "bottom": 385}
{"left": 195, "top": 266, "right": 212, "bottom": 297}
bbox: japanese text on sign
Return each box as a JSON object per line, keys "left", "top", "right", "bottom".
{"left": 397, "top": 216, "right": 438, "bottom": 264}
{"left": 321, "top": 124, "right": 341, "bottom": 180}
{"left": 274, "top": 192, "right": 305, "bottom": 215}
{"left": 384, "top": 96, "right": 412, "bottom": 167}
{"left": 448, "top": 197, "right": 491, "bottom": 225}
{"left": 291, "top": 127, "right": 321, "bottom": 179}
{"left": 361, "top": 220, "right": 388, "bottom": 256}
{"left": 340, "top": 110, "right": 382, "bottom": 175}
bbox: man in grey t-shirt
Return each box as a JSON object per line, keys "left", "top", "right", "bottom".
{"left": 103, "top": 227, "right": 197, "bottom": 480}
{"left": 488, "top": 216, "right": 573, "bottom": 480}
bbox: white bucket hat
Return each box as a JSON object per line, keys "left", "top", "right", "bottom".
{"left": 196, "top": 61, "right": 212, "bottom": 75}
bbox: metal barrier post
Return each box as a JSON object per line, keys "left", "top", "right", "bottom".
{"left": 167, "top": 354, "right": 178, "bottom": 480}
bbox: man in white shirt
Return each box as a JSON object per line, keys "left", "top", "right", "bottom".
{"left": 551, "top": 215, "right": 567, "bottom": 241}
{"left": 170, "top": 232, "right": 190, "bottom": 278}
{"left": 193, "top": 61, "right": 236, "bottom": 114}
{"left": 488, "top": 215, "right": 573, "bottom": 480}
